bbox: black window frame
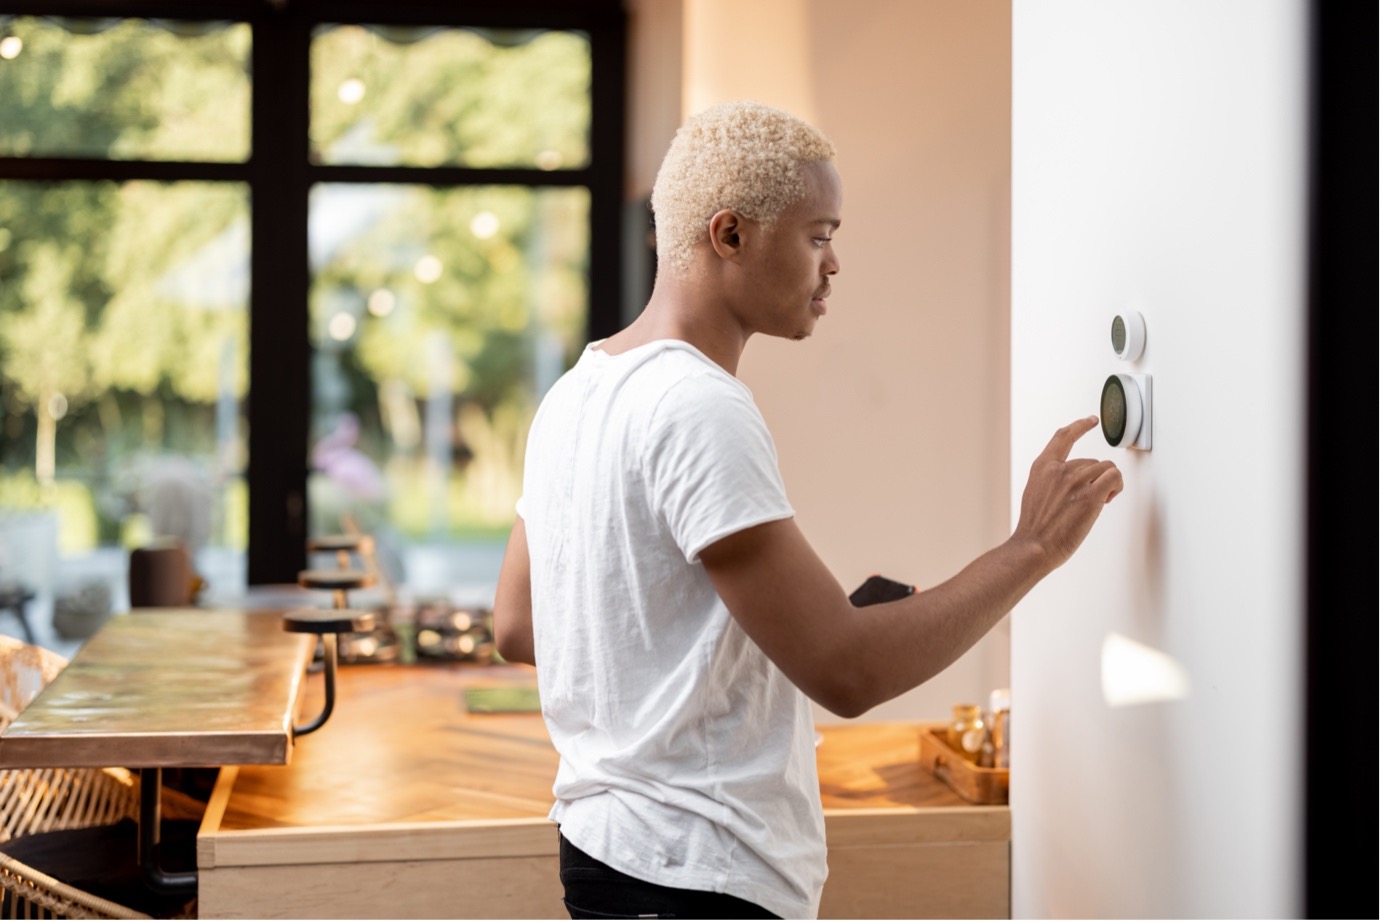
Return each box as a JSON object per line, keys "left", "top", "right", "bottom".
{"left": 0, "top": 0, "right": 627, "bottom": 584}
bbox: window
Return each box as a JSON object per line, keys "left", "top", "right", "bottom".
{"left": 0, "top": 2, "right": 625, "bottom": 625}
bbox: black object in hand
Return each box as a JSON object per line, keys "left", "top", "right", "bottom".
{"left": 849, "top": 574, "right": 916, "bottom": 607}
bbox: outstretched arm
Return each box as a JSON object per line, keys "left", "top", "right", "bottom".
{"left": 492, "top": 515, "right": 535, "bottom": 666}
{"left": 700, "top": 416, "right": 1122, "bottom": 717}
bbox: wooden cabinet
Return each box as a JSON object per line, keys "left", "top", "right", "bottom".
{"left": 196, "top": 666, "right": 1008, "bottom": 919}
{"left": 818, "top": 724, "right": 1009, "bottom": 919}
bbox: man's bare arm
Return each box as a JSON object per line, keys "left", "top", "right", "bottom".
{"left": 492, "top": 515, "right": 536, "bottom": 666}
{"left": 700, "top": 417, "right": 1122, "bottom": 717}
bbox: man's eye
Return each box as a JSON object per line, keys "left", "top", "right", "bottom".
{"left": 814, "top": 237, "right": 832, "bottom": 248}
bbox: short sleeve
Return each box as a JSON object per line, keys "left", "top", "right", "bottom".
{"left": 645, "top": 374, "right": 795, "bottom": 563}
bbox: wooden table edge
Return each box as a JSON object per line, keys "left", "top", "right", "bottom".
{"left": 0, "top": 729, "right": 295, "bottom": 770}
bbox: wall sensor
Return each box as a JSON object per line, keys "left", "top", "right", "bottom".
{"left": 1101, "top": 373, "right": 1152, "bottom": 450}
{"left": 1110, "top": 312, "right": 1146, "bottom": 361}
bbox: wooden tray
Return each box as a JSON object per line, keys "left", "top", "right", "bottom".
{"left": 918, "top": 725, "right": 1009, "bottom": 804}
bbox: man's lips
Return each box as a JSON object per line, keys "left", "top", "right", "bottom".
{"left": 811, "top": 288, "right": 830, "bottom": 314}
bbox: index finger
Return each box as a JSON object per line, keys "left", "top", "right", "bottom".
{"left": 1040, "top": 416, "right": 1100, "bottom": 462}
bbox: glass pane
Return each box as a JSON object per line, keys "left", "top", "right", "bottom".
{"left": 308, "top": 183, "right": 588, "bottom": 597}
{"left": 0, "top": 17, "right": 251, "bottom": 162}
{"left": 311, "top": 25, "right": 591, "bottom": 169}
{"left": 0, "top": 180, "right": 249, "bottom": 652}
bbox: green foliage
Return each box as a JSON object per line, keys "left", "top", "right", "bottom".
{"left": 0, "top": 16, "right": 592, "bottom": 549}
{"left": 0, "top": 16, "right": 252, "bottom": 435}
{"left": 315, "top": 184, "right": 589, "bottom": 408}
{"left": 311, "top": 26, "right": 590, "bottom": 169}
{"left": 0, "top": 244, "right": 93, "bottom": 405}
{"left": 92, "top": 181, "right": 248, "bottom": 401}
{"left": 0, "top": 18, "right": 250, "bottom": 160}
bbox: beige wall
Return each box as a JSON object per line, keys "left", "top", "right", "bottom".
{"left": 624, "top": 0, "right": 684, "bottom": 198}
{"left": 626, "top": 0, "right": 1012, "bottom": 723}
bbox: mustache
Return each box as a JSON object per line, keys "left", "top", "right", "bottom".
{"left": 813, "top": 285, "right": 831, "bottom": 299}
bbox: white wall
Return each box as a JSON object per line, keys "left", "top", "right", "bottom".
{"left": 673, "top": 0, "right": 1013, "bottom": 724}
{"left": 1011, "top": 1, "right": 1307, "bottom": 916}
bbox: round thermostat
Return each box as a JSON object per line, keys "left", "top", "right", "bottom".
{"left": 1110, "top": 311, "right": 1147, "bottom": 361}
{"left": 1101, "top": 374, "right": 1144, "bottom": 448}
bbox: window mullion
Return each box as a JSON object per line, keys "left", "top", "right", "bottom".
{"left": 246, "top": 7, "right": 312, "bottom": 585}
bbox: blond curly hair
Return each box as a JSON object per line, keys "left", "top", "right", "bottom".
{"left": 650, "top": 100, "right": 836, "bottom": 272}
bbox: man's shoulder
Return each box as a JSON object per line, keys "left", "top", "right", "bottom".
{"left": 645, "top": 350, "right": 757, "bottom": 416}
{"left": 537, "top": 340, "right": 758, "bottom": 429}
{"left": 639, "top": 361, "right": 770, "bottom": 453}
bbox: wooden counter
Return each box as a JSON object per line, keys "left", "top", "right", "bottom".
{"left": 197, "top": 664, "right": 1008, "bottom": 919}
{"left": 0, "top": 609, "right": 314, "bottom": 769}
{"left": 817, "top": 723, "right": 1009, "bottom": 919}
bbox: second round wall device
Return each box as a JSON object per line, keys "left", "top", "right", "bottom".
{"left": 1101, "top": 311, "right": 1151, "bottom": 450}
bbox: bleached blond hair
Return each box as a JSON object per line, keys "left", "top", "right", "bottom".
{"left": 650, "top": 100, "right": 836, "bottom": 272}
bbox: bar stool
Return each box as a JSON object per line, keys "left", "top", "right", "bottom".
{"left": 296, "top": 567, "right": 376, "bottom": 612}
{"left": 305, "top": 534, "right": 403, "bottom": 664}
{"left": 306, "top": 533, "right": 375, "bottom": 572}
{"left": 281, "top": 607, "right": 376, "bottom": 737}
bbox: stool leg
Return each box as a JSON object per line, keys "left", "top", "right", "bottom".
{"left": 294, "top": 633, "right": 339, "bottom": 737}
{"left": 333, "top": 588, "right": 347, "bottom": 610}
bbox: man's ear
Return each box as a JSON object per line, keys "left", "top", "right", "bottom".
{"left": 708, "top": 209, "right": 747, "bottom": 261}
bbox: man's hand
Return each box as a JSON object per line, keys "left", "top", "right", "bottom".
{"left": 1012, "top": 416, "right": 1124, "bottom": 574}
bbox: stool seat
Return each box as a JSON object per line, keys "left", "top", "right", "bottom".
{"left": 297, "top": 569, "right": 376, "bottom": 591}
{"left": 282, "top": 607, "right": 377, "bottom": 635}
{"left": 307, "top": 534, "right": 375, "bottom": 555}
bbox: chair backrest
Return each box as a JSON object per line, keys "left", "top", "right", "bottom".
{"left": 0, "top": 636, "right": 66, "bottom": 733}
{"left": 0, "top": 638, "right": 137, "bottom": 845}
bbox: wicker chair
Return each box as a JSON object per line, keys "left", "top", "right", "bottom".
{"left": 0, "top": 636, "right": 150, "bottom": 919}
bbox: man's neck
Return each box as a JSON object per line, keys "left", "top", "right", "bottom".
{"left": 598, "top": 271, "right": 750, "bottom": 377}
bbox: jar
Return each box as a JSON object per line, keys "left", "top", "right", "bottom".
{"left": 948, "top": 704, "right": 986, "bottom": 764}
{"left": 991, "top": 708, "right": 1010, "bottom": 769}
{"left": 988, "top": 688, "right": 1011, "bottom": 769}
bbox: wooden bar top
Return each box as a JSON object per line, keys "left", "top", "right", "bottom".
{"left": 212, "top": 663, "right": 558, "bottom": 833}
{"left": 212, "top": 663, "right": 982, "bottom": 833}
{"left": 0, "top": 608, "right": 314, "bottom": 770}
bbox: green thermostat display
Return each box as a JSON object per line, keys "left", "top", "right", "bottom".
{"left": 1111, "top": 311, "right": 1146, "bottom": 361}
{"left": 1101, "top": 376, "right": 1128, "bottom": 443}
{"left": 1101, "top": 373, "right": 1151, "bottom": 450}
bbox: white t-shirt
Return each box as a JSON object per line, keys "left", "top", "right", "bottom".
{"left": 517, "top": 339, "right": 827, "bottom": 920}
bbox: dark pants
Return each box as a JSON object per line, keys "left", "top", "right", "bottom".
{"left": 559, "top": 833, "right": 780, "bottom": 919}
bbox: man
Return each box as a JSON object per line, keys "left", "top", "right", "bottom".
{"left": 493, "top": 100, "right": 1122, "bottom": 920}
